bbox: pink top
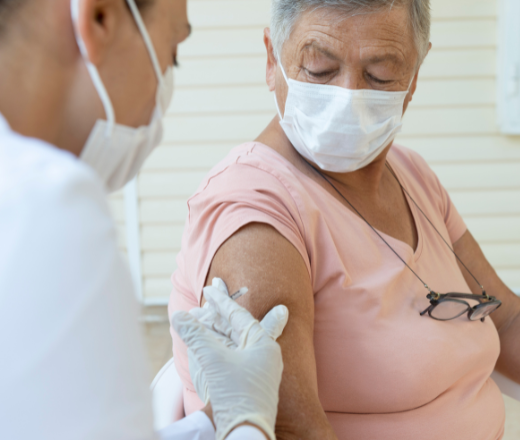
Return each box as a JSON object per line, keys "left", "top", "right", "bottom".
{"left": 169, "top": 142, "right": 505, "bottom": 440}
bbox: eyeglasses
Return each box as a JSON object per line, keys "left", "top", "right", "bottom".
{"left": 420, "top": 292, "right": 502, "bottom": 322}
{"left": 310, "top": 162, "right": 503, "bottom": 323}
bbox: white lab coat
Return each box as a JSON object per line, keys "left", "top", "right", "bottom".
{"left": 0, "top": 113, "right": 265, "bottom": 440}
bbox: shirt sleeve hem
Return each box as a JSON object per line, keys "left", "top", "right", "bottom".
{"left": 195, "top": 214, "right": 311, "bottom": 306}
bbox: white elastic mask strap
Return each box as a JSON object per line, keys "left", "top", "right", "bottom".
{"left": 274, "top": 58, "right": 290, "bottom": 120}
{"left": 278, "top": 59, "right": 289, "bottom": 84}
{"left": 126, "top": 0, "right": 164, "bottom": 84}
{"left": 71, "top": 0, "right": 115, "bottom": 134}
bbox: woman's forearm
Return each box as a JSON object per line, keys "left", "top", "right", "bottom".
{"left": 496, "top": 310, "right": 520, "bottom": 383}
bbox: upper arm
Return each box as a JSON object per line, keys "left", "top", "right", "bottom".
{"left": 206, "top": 223, "right": 337, "bottom": 440}
{"left": 453, "top": 230, "right": 520, "bottom": 382}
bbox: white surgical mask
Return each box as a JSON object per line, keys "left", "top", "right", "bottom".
{"left": 275, "top": 63, "right": 410, "bottom": 173}
{"left": 71, "top": 0, "right": 174, "bottom": 192}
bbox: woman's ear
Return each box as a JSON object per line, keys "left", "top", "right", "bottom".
{"left": 264, "top": 28, "right": 277, "bottom": 92}
{"left": 76, "top": 0, "right": 121, "bottom": 65}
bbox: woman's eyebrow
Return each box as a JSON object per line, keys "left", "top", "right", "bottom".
{"left": 302, "top": 41, "right": 342, "bottom": 62}
{"left": 365, "top": 53, "right": 404, "bottom": 65}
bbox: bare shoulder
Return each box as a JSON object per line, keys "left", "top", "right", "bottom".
{"left": 206, "top": 222, "right": 313, "bottom": 320}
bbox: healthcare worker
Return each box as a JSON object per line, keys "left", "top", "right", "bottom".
{"left": 0, "top": 0, "right": 287, "bottom": 439}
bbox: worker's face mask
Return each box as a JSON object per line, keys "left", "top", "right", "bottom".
{"left": 71, "top": 0, "right": 174, "bottom": 192}
{"left": 275, "top": 62, "right": 410, "bottom": 173}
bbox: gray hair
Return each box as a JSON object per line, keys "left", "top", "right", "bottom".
{"left": 271, "top": 0, "right": 431, "bottom": 63}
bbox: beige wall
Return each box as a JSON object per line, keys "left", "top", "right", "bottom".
{"left": 110, "top": 0, "right": 520, "bottom": 304}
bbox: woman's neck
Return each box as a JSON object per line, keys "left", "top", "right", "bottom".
{"left": 255, "top": 116, "right": 391, "bottom": 197}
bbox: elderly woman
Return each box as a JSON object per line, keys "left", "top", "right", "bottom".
{"left": 169, "top": 0, "right": 520, "bottom": 439}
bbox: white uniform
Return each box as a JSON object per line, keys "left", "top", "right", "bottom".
{"left": 0, "top": 113, "right": 265, "bottom": 440}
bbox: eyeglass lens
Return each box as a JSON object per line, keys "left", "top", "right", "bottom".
{"left": 469, "top": 302, "right": 501, "bottom": 321}
{"left": 430, "top": 300, "right": 469, "bottom": 320}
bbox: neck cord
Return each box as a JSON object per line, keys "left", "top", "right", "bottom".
{"left": 383, "top": 162, "right": 487, "bottom": 297}
{"left": 308, "top": 161, "right": 487, "bottom": 298}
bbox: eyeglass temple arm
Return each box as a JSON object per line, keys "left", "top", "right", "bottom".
{"left": 443, "top": 293, "right": 496, "bottom": 301}
{"left": 420, "top": 305, "right": 432, "bottom": 316}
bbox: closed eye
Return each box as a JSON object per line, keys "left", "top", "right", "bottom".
{"left": 305, "top": 69, "right": 335, "bottom": 78}
{"left": 366, "top": 72, "right": 393, "bottom": 85}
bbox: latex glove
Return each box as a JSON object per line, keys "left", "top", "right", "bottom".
{"left": 171, "top": 286, "right": 289, "bottom": 440}
{"left": 188, "top": 278, "right": 288, "bottom": 404}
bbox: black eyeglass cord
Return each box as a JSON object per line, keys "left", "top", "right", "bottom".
{"left": 383, "top": 163, "right": 486, "bottom": 296}
{"left": 308, "top": 161, "right": 486, "bottom": 298}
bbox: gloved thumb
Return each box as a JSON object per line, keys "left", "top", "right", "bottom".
{"left": 260, "top": 305, "right": 289, "bottom": 340}
{"left": 211, "top": 277, "right": 229, "bottom": 295}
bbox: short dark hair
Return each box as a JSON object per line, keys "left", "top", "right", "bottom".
{"left": 0, "top": 0, "right": 26, "bottom": 34}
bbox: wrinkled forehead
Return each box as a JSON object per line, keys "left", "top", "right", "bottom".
{"left": 284, "top": 5, "right": 418, "bottom": 68}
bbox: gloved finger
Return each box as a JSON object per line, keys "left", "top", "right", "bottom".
{"left": 188, "top": 349, "right": 210, "bottom": 404}
{"left": 212, "top": 277, "right": 229, "bottom": 295}
{"left": 171, "top": 311, "right": 226, "bottom": 367}
{"left": 189, "top": 307, "right": 208, "bottom": 321}
{"left": 260, "top": 305, "right": 289, "bottom": 341}
{"left": 203, "top": 286, "right": 261, "bottom": 345}
{"left": 190, "top": 305, "right": 235, "bottom": 342}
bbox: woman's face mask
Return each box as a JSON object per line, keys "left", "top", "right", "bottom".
{"left": 275, "top": 61, "right": 411, "bottom": 174}
{"left": 71, "top": 0, "right": 174, "bottom": 193}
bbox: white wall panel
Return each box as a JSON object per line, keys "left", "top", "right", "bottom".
{"left": 465, "top": 217, "right": 520, "bottom": 242}
{"left": 140, "top": 199, "right": 189, "bottom": 223}
{"left": 162, "top": 113, "right": 273, "bottom": 144}
{"left": 169, "top": 86, "right": 274, "bottom": 114}
{"left": 141, "top": 225, "right": 186, "bottom": 251}
{"left": 430, "top": 0, "right": 496, "bottom": 18}
{"left": 138, "top": 172, "right": 208, "bottom": 198}
{"left": 179, "top": 28, "right": 266, "bottom": 58}
{"left": 429, "top": 163, "right": 520, "bottom": 190}
{"left": 188, "top": 0, "right": 271, "bottom": 28}
{"left": 144, "top": 277, "right": 176, "bottom": 302}
{"left": 143, "top": 252, "right": 179, "bottom": 277}
{"left": 406, "top": 135, "right": 520, "bottom": 162}
{"left": 451, "top": 190, "right": 520, "bottom": 216}
{"left": 430, "top": 19, "right": 496, "bottom": 49}
{"left": 143, "top": 145, "right": 234, "bottom": 170}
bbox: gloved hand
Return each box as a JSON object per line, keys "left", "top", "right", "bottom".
{"left": 171, "top": 283, "right": 289, "bottom": 440}
{"left": 188, "top": 278, "right": 288, "bottom": 404}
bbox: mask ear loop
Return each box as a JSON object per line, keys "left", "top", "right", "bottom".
{"left": 125, "top": 0, "right": 164, "bottom": 84}
{"left": 274, "top": 55, "right": 290, "bottom": 121}
{"left": 126, "top": 0, "right": 169, "bottom": 116}
{"left": 71, "top": 0, "right": 115, "bottom": 136}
